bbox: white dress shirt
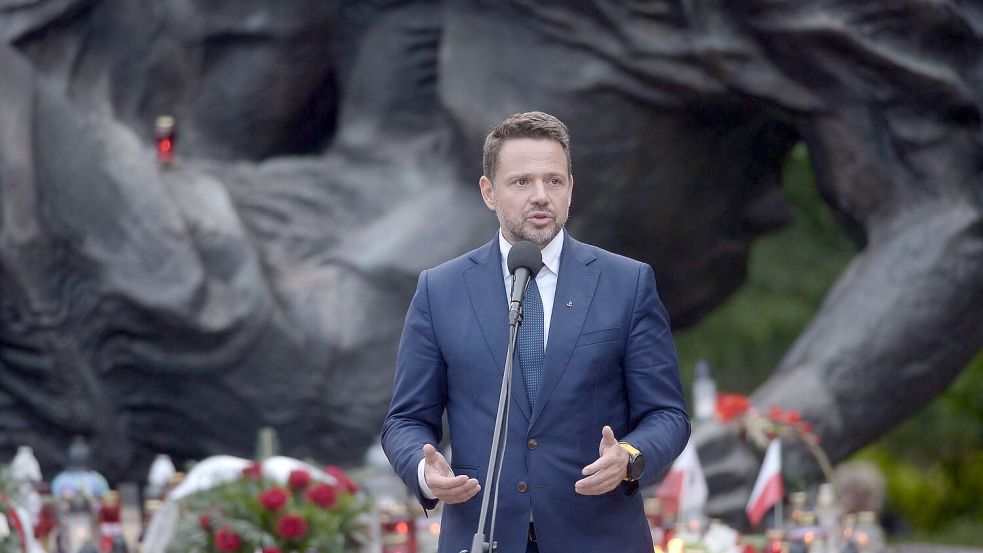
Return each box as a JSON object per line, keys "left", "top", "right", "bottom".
{"left": 418, "top": 230, "right": 565, "bottom": 500}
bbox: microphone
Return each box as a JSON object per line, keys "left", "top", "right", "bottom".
{"left": 507, "top": 241, "right": 544, "bottom": 325}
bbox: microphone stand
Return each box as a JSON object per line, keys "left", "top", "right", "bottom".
{"left": 463, "top": 278, "right": 527, "bottom": 553}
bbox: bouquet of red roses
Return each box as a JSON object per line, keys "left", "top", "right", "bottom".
{"left": 168, "top": 461, "right": 369, "bottom": 553}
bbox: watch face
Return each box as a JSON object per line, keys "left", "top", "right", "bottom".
{"left": 628, "top": 454, "right": 645, "bottom": 481}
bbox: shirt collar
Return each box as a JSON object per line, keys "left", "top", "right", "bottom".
{"left": 497, "top": 229, "right": 564, "bottom": 277}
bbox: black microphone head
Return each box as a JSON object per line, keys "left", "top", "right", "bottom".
{"left": 507, "top": 240, "right": 544, "bottom": 277}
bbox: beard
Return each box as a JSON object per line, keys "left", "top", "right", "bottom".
{"left": 498, "top": 205, "right": 567, "bottom": 248}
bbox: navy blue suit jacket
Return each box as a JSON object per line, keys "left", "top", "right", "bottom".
{"left": 382, "top": 233, "right": 690, "bottom": 553}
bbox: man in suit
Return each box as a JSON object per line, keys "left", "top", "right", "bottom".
{"left": 382, "top": 111, "right": 690, "bottom": 552}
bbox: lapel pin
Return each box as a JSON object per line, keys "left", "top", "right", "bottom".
{"left": 566, "top": 300, "right": 574, "bottom": 308}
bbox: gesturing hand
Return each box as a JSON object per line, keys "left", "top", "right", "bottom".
{"left": 423, "top": 443, "right": 481, "bottom": 504}
{"left": 574, "top": 425, "right": 629, "bottom": 496}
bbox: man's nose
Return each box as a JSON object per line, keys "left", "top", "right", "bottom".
{"left": 529, "top": 180, "right": 549, "bottom": 203}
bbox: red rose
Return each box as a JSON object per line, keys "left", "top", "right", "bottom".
{"left": 242, "top": 461, "right": 263, "bottom": 480}
{"left": 715, "top": 393, "right": 751, "bottom": 422}
{"left": 306, "top": 483, "right": 338, "bottom": 508}
{"left": 214, "top": 527, "right": 242, "bottom": 552}
{"left": 258, "top": 487, "right": 289, "bottom": 511}
{"left": 276, "top": 513, "right": 308, "bottom": 541}
{"left": 287, "top": 469, "right": 311, "bottom": 490}
{"left": 198, "top": 514, "right": 212, "bottom": 531}
{"left": 324, "top": 465, "right": 359, "bottom": 493}
{"left": 262, "top": 548, "right": 283, "bottom": 553}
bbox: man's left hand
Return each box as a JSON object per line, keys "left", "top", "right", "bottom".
{"left": 575, "top": 425, "right": 629, "bottom": 495}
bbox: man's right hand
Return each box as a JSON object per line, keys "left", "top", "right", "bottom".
{"left": 423, "top": 443, "right": 481, "bottom": 504}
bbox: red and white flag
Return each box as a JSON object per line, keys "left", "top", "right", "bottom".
{"left": 746, "top": 439, "right": 783, "bottom": 527}
{"left": 656, "top": 439, "right": 708, "bottom": 515}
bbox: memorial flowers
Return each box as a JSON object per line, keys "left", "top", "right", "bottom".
{"left": 715, "top": 392, "right": 818, "bottom": 447}
{"left": 715, "top": 392, "right": 834, "bottom": 482}
{"left": 169, "top": 463, "right": 369, "bottom": 553}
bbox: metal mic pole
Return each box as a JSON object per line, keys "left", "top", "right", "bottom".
{"left": 463, "top": 282, "right": 526, "bottom": 553}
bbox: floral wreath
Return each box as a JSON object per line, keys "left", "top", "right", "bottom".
{"left": 716, "top": 392, "right": 835, "bottom": 484}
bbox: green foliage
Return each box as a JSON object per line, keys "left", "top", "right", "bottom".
{"left": 855, "top": 350, "right": 983, "bottom": 544}
{"left": 905, "top": 518, "right": 983, "bottom": 547}
{"left": 673, "top": 142, "right": 983, "bottom": 543}
{"left": 674, "top": 143, "right": 857, "bottom": 393}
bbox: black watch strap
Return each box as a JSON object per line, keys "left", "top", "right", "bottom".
{"left": 618, "top": 441, "right": 644, "bottom": 481}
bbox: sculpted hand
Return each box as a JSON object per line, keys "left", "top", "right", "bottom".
{"left": 423, "top": 443, "right": 481, "bottom": 504}
{"left": 575, "top": 425, "right": 628, "bottom": 496}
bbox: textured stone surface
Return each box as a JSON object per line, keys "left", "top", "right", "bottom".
{"left": 1, "top": 1, "right": 981, "bottom": 522}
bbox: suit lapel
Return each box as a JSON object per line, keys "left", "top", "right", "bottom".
{"left": 463, "top": 237, "right": 532, "bottom": 422}
{"left": 530, "top": 234, "right": 598, "bottom": 427}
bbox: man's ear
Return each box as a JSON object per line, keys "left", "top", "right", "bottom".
{"left": 479, "top": 175, "right": 496, "bottom": 211}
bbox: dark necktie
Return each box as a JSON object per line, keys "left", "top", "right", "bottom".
{"left": 517, "top": 278, "right": 545, "bottom": 410}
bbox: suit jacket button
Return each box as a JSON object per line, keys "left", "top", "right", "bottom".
{"left": 517, "top": 481, "right": 528, "bottom": 493}
{"left": 527, "top": 439, "right": 539, "bottom": 450}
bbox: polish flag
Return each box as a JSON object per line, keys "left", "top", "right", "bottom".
{"left": 656, "top": 439, "right": 708, "bottom": 515}
{"left": 746, "top": 439, "right": 783, "bottom": 527}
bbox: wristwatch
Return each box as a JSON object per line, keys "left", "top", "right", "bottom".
{"left": 618, "top": 441, "right": 644, "bottom": 482}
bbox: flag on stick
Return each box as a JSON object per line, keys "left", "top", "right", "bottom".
{"left": 746, "top": 439, "right": 783, "bottom": 527}
{"left": 656, "top": 439, "right": 708, "bottom": 515}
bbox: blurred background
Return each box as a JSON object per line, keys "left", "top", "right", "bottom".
{"left": 674, "top": 145, "right": 983, "bottom": 545}
{"left": 1, "top": 1, "right": 981, "bottom": 551}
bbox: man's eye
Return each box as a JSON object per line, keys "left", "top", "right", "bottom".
{"left": 515, "top": 179, "right": 527, "bottom": 186}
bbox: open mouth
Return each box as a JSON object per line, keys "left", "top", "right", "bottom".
{"left": 527, "top": 211, "right": 554, "bottom": 225}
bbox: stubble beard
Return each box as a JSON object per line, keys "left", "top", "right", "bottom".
{"left": 499, "top": 207, "right": 567, "bottom": 248}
